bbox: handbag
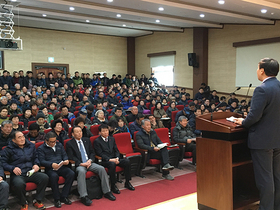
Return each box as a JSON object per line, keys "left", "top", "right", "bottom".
{"left": 86, "top": 176, "right": 103, "bottom": 200}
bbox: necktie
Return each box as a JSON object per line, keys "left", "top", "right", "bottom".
{"left": 79, "top": 141, "right": 87, "bottom": 163}
{"left": 105, "top": 137, "right": 108, "bottom": 142}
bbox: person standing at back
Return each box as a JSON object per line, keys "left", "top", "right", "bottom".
{"left": 235, "top": 58, "right": 280, "bottom": 210}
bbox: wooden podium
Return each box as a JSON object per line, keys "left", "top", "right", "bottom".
{"left": 196, "top": 112, "right": 259, "bottom": 210}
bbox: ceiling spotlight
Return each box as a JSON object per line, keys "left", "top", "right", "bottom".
{"left": 156, "top": 19, "right": 160, "bottom": 23}
{"left": 261, "top": 9, "right": 267, "bottom": 13}
{"left": 42, "top": 14, "right": 47, "bottom": 17}
{"left": 218, "top": 0, "right": 225, "bottom": 4}
{"left": 158, "top": 7, "right": 164, "bottom": 11}
{"left": 86, "top": 20, "right": 90, "bottom": 22}
{"left": 11, "top": 0, "right": 17, "bottom": 1}
{"left": 122, "top": 24, "right": 126, "bottom": 27}
{"left": 107, "top": 0, "right": 113, "bottom": 2}
{"left": 271, "top": 12, "right": 274, "bottom": 15}
{"left": 200, "top": 14, "right": 205, "bottom": 18}
{"left": 116, "top": 14, "right": 121, "bottom": 18}
{"left": 69, "top": 7, "right": 75, "bottom": 11}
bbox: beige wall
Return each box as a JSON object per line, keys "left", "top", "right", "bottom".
{"left": 4, "top": 27, "right": 127, "bottom": 76}
{"left": 208, "top": 21, "right": 280, "bottom": 96}
{"left": 135, "top": 29, "right": 193, "bottom": 88}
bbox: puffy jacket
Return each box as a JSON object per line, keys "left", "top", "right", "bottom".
{"left": 1, "top": 140, "right": 40, "bottom": 176}
{"left": 52, "top": 130, "right": 69, "bottom": 145}
{"left": 72, "top": 76, "right": 83, "bottom": 86}
{"left": 135, "top": 128, "right": 162, "bottom": 152}
{"left": 37, "top": 142, "right": 68, "bottom": 170}
{"left": 173, "top": 122, "right": 195, "bottom": 144}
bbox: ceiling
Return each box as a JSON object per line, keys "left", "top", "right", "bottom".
{"left": 3, "top": 0, "right": 280, "bottom": 37}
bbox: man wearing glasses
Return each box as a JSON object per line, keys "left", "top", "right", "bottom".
{"left": 37, "top": 132, "right": 75, "bottom": 208}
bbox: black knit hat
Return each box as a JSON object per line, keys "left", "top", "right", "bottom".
{"left": 36, "top": 111, "right": 45, "bottom": 120}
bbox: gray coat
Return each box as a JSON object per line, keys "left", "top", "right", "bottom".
{"left": 173, "top": 122, "right": 195, "bottom": 143}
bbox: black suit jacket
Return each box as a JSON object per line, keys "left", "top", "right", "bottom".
{"left": 93, "top": 136, "right": 120, "bottom": 162}
{"left": 66, "top": 137, "right": 95, "bottom": 167}
{"left": 242, "top": 77, "right": 280, "bottom": 149}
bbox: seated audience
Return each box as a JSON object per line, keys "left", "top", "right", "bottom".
{"left": 228, "top": 93, "right": 239, "bottom": 106}
{"left": 0, "top": 158, "right": 9, "bottom": 210}
{"left": 166, "top": 101, "right": 178, "bottom": 118}
{"left": 66, "top": 126, "right": 116, "bottom": 206}
{"left": 54, "top": 113, "right": 69, "bottom": 131}
{"left": 173, "top": 116, "right": 196, "bottom": 166}
{"left": 9, "top": 114, "right": 24, "bottom": 132}
{"left": 229, "top": 101, "right": 238, "bottom": 112}
{"left": 194, "top": 87, "right": 204, "bottom": 102}
{"left": 94, "top": 124, "right": 135, "bottom": 194}
{"left": 209, "top": 90, "right": 219, "bottom": 103}
{"left": 126, "top": 106, "right": 138, "bottom": 123}
{"left": 107, "top": 91, "right": 119, "bottom": 108}
{"left": 175, "top": 102, "right": 196, "bottom": 123}
{"left": 92, "top": 110, "right": 108, "bottom": 125}
{"left": 1, "top": 131, "right": 49, "bottom": 210}
{"left": 0, "top": 107, "right": 8, "bottom": 124}
{"left": 78, "top": 109, "right": 92, "bottom": 128}
{"left": 148, "top": 115, "right": 165, "bottom": 130}
{"left": 110, "top": 107, "right": 128, "bottom": 125}
{"left": 61, "top": 105, "right": 75, "bottom": 124}
{"left": 136, "top": 119, "right": 174, "bottom": 180}
{"left": 130, "top": 114, "right": 145, "bottom": 137}
{"left": 25, "top": 123, "right": 46, "bottom": 144}
{"left": 137, "top": 100, "right": 149, "bottom": 114}
{"left": 51, "top": 119, "right": 69, "bottom": 145}
{"left": 39, "top": 105, "right": 54, "bottom": 123}
{"left": 0, "top": 120, "right": 13, "bottom": 150}
{"left": 48, "top": 102, "right": 58, "bottom": 116}
{"left": 121, "top": 95, "right": 133, "bottom": 110}
{"left": 177, "top": 94, "right": 188, "bottom": 106}
{"left": 73, "top": 117, "right": 93, "bottom": 138}
{"left": 153, "top": 102, "right": 167, "bottom": 120}
{"left": 116, "top": 117, "right": 131, "bottom": 136}
{"left": 30, "top": 101, "right": 39, "bottom": 117}
{"left": 37, "top": 132, "right": 75, "bottom": 208}
{"left": 8, "top": 101, "right": 22, "bottom": 115}
{"left": 36, "top": 111, "right": 50, "bottom": 132}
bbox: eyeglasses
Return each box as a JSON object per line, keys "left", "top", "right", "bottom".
{"left": 48, "top": 140, "right": 56, "bottom": 144}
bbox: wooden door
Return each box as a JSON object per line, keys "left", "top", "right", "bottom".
{"left": 32, "top": 63, "right": 69, "bottom": 78}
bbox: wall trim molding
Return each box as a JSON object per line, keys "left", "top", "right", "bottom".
{"left": 233, "top": 36, "right": 280, "bottom": 48}
{"left": 147, "top": 51, "right": 176, "bottom": 57}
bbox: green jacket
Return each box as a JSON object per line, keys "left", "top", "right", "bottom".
{"left": 72, "top": 76, "right": 83, "bottom": 86}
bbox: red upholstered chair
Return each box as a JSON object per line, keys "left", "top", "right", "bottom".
{"left": 68, "top": 127, "right": 73, "bottom": 138}
{"left": 90, "top": 125, "right": 100, "bottom": 136}
{"left": 35, "top": 141, "right": 44, "bottom": 149}
{"left": 74, "top": 111, "right": 79, "bottom": 117}
{"left": 171, "top": 110, "right": 179, "bottom": 127}
{"left": 108, "top": 115, "right": 112, "bottom": 121}
{"left": 44, "top": 128, "right": 52, "bottom": 134}
{"left": 170, "top": 127, "right": 192, "bottom": 167}
{"left": 75, "top": 106, "right": 82, "bottom": 111}
{"left": 145, "top": 102, "right": 150, "bottom": 110}
{"left": 22, "top": 130, "right": 29, "bottom": 135}
{"left": 90, "top": 117, "right": 94, "bottom": 122}
{"left": 154, "top": 128, "right": 180, "bottom": 167}
{"left": 133, "top": 131, "right": 161, "bottom": 173}
{"left": 63, "top": 118, "right": 69, "bottom": 124}
{"left": 18, "top": 122, "right": 24, "bottom": 126}
{"left": 176, "top": 105, "right": 184, "bottom": 110}
{"left": 163, "top": 106, "right": 169, "bottom": 112}
{"left": 107, "top": 109, "right": 112, "bottom": 115}
{"left": 151, "top": 107, "right": 155, "bottom": 115}
{"left": 28, "top": 121, "right": 37, "bottom": 128}
{"left": 71, "top": 118, "right": 75, "bottom": 126}
{"left": 18, "top": 114, "right": 23, "bottom": 117}
{"left": 113, "top": 133, "right": 142, "bottom": 176}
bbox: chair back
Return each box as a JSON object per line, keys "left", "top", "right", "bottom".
{"left": 74, "top": 111, "right": 79, "bottom": 117}
{"left": 90, "top": 135, "right": 100, "bottom": 147}
{"left": 176, "top": 105, "right": 184, "bottom": 110}
{"left": 113, "top": 133, "right": 133, "bottom": 154}
{"left": 90, "top": 125, "right": 100, "bottom": 136}
{"left": 154, "top": 128, "right": 170, "bottom": 145}
{"left": 163, "top": 106, "right": 169, "bottom": 111}
{"left": 133, "top": 131, "right": 139, "bottom": 147}
{"left": 28, "top": 121, "right": 37, "bottom": 128}
{"left": 35, "top": 141, "right": 44, "bottom": 149}
{"left": 44, "top": 128, "right": 52, "bottom": 134}
{"left": 151, "top": 107, "right": 155, "bottom": 115}
{"left": 63, "top": 138, "right": 72, "bottom": 150}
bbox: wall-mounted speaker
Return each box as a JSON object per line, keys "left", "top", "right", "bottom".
{"left": 188, "top": 53, "right": 198, "bottom": 67}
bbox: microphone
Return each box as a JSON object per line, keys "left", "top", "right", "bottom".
{"left": 245, "top": 84, "right": 252, "bottom": 103}
{"left": 210, "top": 86, "right": 241, "bottom": 121}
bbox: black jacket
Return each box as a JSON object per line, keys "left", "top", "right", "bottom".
{"left": 173, "top": 122, "right": 195, "bottom": 144}
{"left": 1, "top": 140, "right": 40, "bottom": 176}
{"left": 93, "top": 135, "right": 120, "bottom": 162}
{"left": 66, "top": 137, "right": 95, "bottom": 167}
{"left": 0, "top": 132, "right": 13, "bottom": 150}
{"left": 22, "top": 76, "right": 36, "bottom": 88}
{"left": 52, "top": 130, "right": 69, "bottom": 145}
{"left": 135, "top": 128, "right": 162, "bottom": 151}
{"left": 37, "top": 142, "right": 68, "bottom": 171}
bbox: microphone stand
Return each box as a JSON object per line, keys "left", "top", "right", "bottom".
{"left": 210, "top": 87, "right": 241, "bottom": 121}
{"left": 245, "top": 84, "right": 252, "bottom": 104}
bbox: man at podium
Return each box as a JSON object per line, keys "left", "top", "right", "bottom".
{"left": 235, "top": 58, "right": 280, "bottom": 210}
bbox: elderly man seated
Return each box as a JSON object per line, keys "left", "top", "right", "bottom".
{"left": 173, "top": 116, "right": 196, "bottom": 166}
{"left": 0, "top": 120, "right": 13, "bottom": 151}
{"left": 1, "top": 131, "right": 49, "bottom": 210}
{"left": 0, "top": 157, "right": 9, "bottom": 210}
{"left": 136, "top": 119, "right": 174, "bottom": 180}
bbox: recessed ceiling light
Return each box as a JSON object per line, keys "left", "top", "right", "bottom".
{"left": 158, "top": 7, "right": 164, "bottom": 11}
{"left": 69, "top": 7, "right": 75, "bottom": 11}
{"left": 156, "top": 19, "right": 160, "bottom": 23}
{"left": 271, "top": 12, "right": 274, "bottom": 15}
{"left": 122, "top": 24, "right": 126, "bottom": 27}
{"left": 42, "top": 14, "right": 47, "bottom": 17}
{"left": 116, "top": 14, "right": 121, "bottom": 18}
{"left": 11, "top": 0, "right": 17, "bottom": 2}
{"left": 86, "top": 20, "right": 90, "bottom": 22}
{"left": 218, "top": 0, "right": 225, "bottom": 4}
{"left": 261, "top": 9, "right": 267, "bottom": 13}
{"left": 200, "top": 14, "right": 205, "bottom": 18}
{"left": 107, "top": 0, "right": 113, "bottom": 2}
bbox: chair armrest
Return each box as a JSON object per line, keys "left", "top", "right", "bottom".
{"left": 120, "top": 152, "right": 126, "bottom": 158}
{"left": 4, "top": 171, "right": 10, "bottom": 175}
{"left": 40, "top": 166, "right": 45, "bottom": 172}
{"left": 95, "top": 155, "right": 102, "bottom": 163}
{"left": 69, "top": 160, "right": 76, "bottom": 169}
{"left": 134, "top": 147, "right": 148, "bottom": 169}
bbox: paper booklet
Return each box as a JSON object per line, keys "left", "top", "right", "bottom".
{"left": 27, "top": 169, "right": 35, "bottom": 177}
{"left": 157, "top": 143, "right": 168, "bottom": 149}
{"left": 226, "top": 116, "right": 244, "bottom": 123}
{"left": 53, "top": 161, "right": 64, "bottom": 171}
